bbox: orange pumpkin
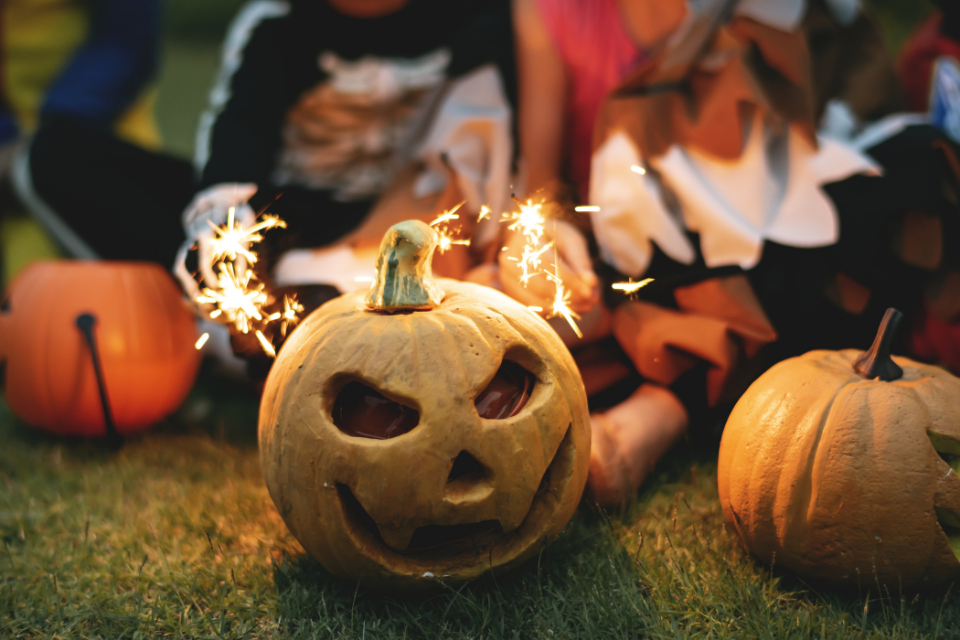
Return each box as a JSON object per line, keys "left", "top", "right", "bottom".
{"left": 259, "top": 221, "right": 591, "bottom": 589}
{"left": 0, "top": 261, "right": 201, "bottom": 437}
{"left": 718, "top": 309, "right": 960, "bottom": 588}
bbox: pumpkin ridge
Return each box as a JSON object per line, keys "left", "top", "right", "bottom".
{"left": 116, "top": 266, "right": 137, "bottom": 427}
{"left": 40, "top": 273, "right": 70, "bottom": 431}
{"left": 780, "top": 378, "right": 844, "bottom": 558}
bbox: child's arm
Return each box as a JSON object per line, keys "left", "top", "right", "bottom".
{"left": 180, "top": 2, "right": 303, "bottom": 292}
{"left": 513, "top": 0, "right": 565, "bottom": 195}
{"left": 502, "top": 0, "right": 597, "bottom": 313}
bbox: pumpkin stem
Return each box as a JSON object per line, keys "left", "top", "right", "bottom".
{"left": 853, "top": 308, "right": 904, "bottom": 381}
{"left": 76, "top": 313, "right": 122, "bottom": 447}
{"left": 365, "top": 220, "right": 444, "bottom": 312}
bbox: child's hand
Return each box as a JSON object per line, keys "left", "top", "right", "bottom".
{"left": 178, "top": 183, "right": 258, "bottom": 292}
{"left": 498, "top": 219, "right": 599, "bottom": 314}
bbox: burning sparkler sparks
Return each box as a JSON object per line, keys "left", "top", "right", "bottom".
{"left": 430, "top": 202, "right": 471, "bottom": 254}
{"left": 612, "top": 278, "right": 654, "bottom": 295}
{"left": 503, "top": 198, "right": 547, "bottom": 244}
{"left": 502, "top": 198, "right": 551, "bottom": 286}
{"left": 546, "top": 262, "right": 582, "bottom": 339}
{"left": 207, "top": 207, "right": 285, "bottom": 264}
{"left": 196, "top": 262, "right": 267, "bottom": 334}
{"left": 190, "top": 207, "right": 299, "bottom": 358}
{"left": 255, "top": 330, "right": 277, "bottom": 357}
{"left": 498, "top": 197, "right": 583, "bottom": 337}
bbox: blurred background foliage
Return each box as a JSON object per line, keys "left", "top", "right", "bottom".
{"left": 164, "top": 0, "right": 247, "bottom": 41}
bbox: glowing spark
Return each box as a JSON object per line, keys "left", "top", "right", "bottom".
{"left": 196, "top": 262, "right": 267, "bottom": 334}
{"left": 528, "top": 306, "right": 543, "bottom": 313}
{"left": 504, "top": 199, "right": 546, "bottom": 243}
{"left": 431, "top": 201, "right": 470, "bottom": 254}
{"left": 612, "top": 278, "right": 654, "bottom": 294}
{"left": 575, "top": 206, "right": 600, "bottom": 212}
{"left": 255, "top": 330, "right": 276, "bottom": 358}
{"left": 430, "top": 201, "right": 464, "bottom": 227}
{"left": 517, "top": 240, "right": 553, "bottom": 285}
{"left": 207, "top": 208, "right": 286, "bottom": 264}
{"left": 195, "top": 333, "right": 210, "bottom": 350}
{"left": 501, "top": 198, "right": 552, "bottom": 287}
{"left": 477, "top": 205, "right": 491, "bottom": 222}
{"left": 631, "top": 165, "right": 646, "bottom": 175}
{"left": 194, "top": 208, "right": 293, "bottom": 356}
{"left": 278, "top": 294, "right": 304, "bottom": 336}
{"left": 546, "top": 264, "right": 582, "bottom": 338}
{"left": 438, "top": 234, "right": 471, "bottom": 253}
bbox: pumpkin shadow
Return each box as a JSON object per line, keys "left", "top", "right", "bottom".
{"left": 156, "top": 360, "right": 263, "bottom": 448}
{"left": 270, "top": 509, "right": 631, "bottom": 630}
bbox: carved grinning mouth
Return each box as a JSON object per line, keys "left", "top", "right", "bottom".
{"left": 336, "top": 423, "right": 574, "bottom": 562}
{"left": 929, "top": 431, "right": 960, "bottom": 562}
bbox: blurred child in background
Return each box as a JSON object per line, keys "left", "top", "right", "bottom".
{"left": 3, "top": 0, "right": 191, "bottom": 271}
{"left": 509, "top": 0, "right": 960, "bottom": 506}
{"left": 178, "top": 0, "right": 516, "bottom": 374}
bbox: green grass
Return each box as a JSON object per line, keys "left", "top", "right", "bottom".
{"left": 3, "top": 379, "right": 960, "bottom": 639}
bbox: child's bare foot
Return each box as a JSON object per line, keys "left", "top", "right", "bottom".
{"left": 588, "top": 384, "right": 688, "bottom": 507}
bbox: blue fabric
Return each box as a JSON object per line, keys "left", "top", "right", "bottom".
{"left": 41, "top": 0, "right": 160, "bottom": 127}
{"left": 929, "top": 56, "right": 960, "bottom": 144}
{"left": 0, "top": 111, "right": 18, "bottom": 145}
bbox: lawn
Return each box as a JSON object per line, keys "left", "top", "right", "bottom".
{"left": 3, "top": 384, "right": 960, "bottom": 639}
{"left": 4, "top": 0, "right": 960, "bottom": 638}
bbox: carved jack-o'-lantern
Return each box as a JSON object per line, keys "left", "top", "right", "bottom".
{"left": 718, "top": 309, "right": 960, "bottom": 588}
{"left": 259, "top": 221, "right": 590, "bottom": 589}
{"left": 0, "top": 261, "right": 201, "bottom": 437}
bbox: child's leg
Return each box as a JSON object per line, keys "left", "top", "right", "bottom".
{"left": 588, "top": 383, "right": 688, "bottom": 507}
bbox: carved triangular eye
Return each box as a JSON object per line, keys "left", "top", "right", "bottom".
{"left": 1, "top": 295, "right": 9, "bottom": 313}
{"left": 333, "top": 381, "right": 419, "bottom": 439}
{"left": 475, "top": 361, "right": 534, "bottom": 420}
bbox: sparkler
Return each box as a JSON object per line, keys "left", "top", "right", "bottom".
{"left": 499, "top": 197, "right": 582, "bottom": 337}
{"left": 430, "top": 202, "right": 471, "bottom": 254}
{"left": 207, "top": 207, "right": 285, "bottom": 264}
{"left": 546, "top": 262, "right": 582, "bottom": 339}
{"left": 191, "top": 207, "right": 298, "bottom": 358}
{"left": 502, "top": 198, "right": 551, "bottom": 286}
{"left": 196, "top": 262, "right": 267, "bottom": 334}
{"left": 612, "top": 278, "right": 654, "bottom": 295}
{"left": 277, "top": 294, "right": 304, "bottom": 337}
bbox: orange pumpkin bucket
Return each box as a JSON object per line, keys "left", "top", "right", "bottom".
{"left": 0, "top": 261, "right": 201, "bottom": 438}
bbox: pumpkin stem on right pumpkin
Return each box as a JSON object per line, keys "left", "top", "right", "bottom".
{"left": 853, "top": 308, "right": 904, "bottom": 382}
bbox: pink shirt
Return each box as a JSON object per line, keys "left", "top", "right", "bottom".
{"left": 535, "top": 0, "right": 646, "bottom": 200}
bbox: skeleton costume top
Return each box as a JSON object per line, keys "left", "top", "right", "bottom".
{"left": 195, "top": 0, "right": 514, "bottom": 246}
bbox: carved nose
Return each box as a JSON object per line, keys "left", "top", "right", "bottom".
{"left": 444, "top": 451, "right": 492, "bottom": 504}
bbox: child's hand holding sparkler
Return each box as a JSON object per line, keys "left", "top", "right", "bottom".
{"left": 499, "top": 217, "right": 598, "bottom": 314}
{"left": 179, "top": 183, "right": 259, "bottom": 290}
